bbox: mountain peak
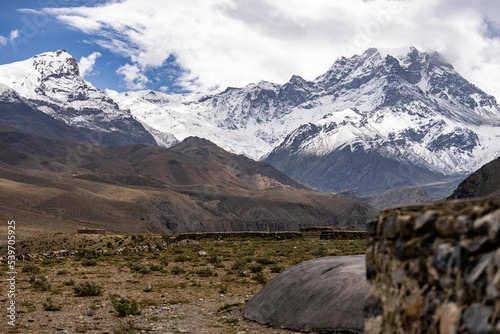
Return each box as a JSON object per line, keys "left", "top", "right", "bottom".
{"left": 362, "top": 47, "right": 380, "bottom": 57}
{"left": 0, "top": 49, "right": 158, "bottom": 147}
{"left": 377, "top": 46, "right": 419, "bottom": 60}
{"left": 33, "top": 49, "right": 80, "bottom": 79}
{"left": 172, "top": 136, "right": 222, "bottom": 152}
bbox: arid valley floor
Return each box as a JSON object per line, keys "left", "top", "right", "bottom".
{"left": 0, "top": 232, "right": 366, "bottom": 333}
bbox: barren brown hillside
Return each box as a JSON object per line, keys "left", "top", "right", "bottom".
{"left": 0, "top": 123, "right": 376, "bottom": 234}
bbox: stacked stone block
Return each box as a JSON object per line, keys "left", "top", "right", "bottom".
{"left": 365, "top": 198, "right": 500, "bottom": 333}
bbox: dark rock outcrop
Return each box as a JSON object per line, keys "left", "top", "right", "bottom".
{"left": 448, "top": 157, "right": 500, "bottom": 199}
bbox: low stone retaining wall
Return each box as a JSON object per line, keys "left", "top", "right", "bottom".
{"left": 300, "top": 227, "right": 367, "bottom": 240}
{"left": 173, "top": 230, "right": 367, "bottom": 242}
{"left": 365, "top": 198, "right": 500, "bottom": 333}
{"left": 319, "top": 231, "right": 367, "bottom": 240}
{"left": 0, "top": 229, "right": 367, "bottom": 263}
{"left": 77, "top": 228, "right": 106, "bottom": 234}
{"left": 172, "top": 231, "right": 302, "bottom": 241}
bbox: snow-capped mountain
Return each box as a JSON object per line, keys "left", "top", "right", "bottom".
{"left": 2, "top": 47, "right": 499, "bottom": 196}
{"left": 0, "top": 50, "right": 156, "bottom": 146}
{"left": 107, "top": 89, "right": 276, "bottom": 158}
{"left": 264, "top": 47, "right": 500, "bottom": 194}
{"left": 112, "top": 46, "right": 500, "bottom": 195}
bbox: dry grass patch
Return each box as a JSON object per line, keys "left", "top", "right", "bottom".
{"left": 2, "top": 234, "right": 366, "bottom": 333}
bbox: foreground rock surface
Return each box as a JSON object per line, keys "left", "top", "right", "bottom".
{"left": 244, "top": 255, "right": 368, "bottom": 332}
{"left": 366, "top": 197, "right": 500, "bottom": 333}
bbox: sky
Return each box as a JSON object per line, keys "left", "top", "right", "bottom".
{"left": 1, "top": 0, "right": 500, "bottom": 97}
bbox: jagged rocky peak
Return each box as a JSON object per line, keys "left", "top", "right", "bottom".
{"left": 33, "top": 49, "right": 80, "bottom": 79}
{"left": 278, "top": 75, "right": 314, "bottom": 106}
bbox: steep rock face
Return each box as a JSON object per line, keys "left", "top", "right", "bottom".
{"left": 0, "top": 84, "right": 89, "bottom": 142}
{"left": 448, "top": 157, "right": 500, "bottom": 199}
{"left": 0, "top": 50, "right": 157, "bottom": 147}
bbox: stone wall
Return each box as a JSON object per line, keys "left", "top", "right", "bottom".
{"left": 365, "top": 197, "right": 500, "bottom": 334}
{"left": 77, "top": 228, "right": 106, "bottom": 234}
{"left": 174, "top": 230, "right": 367, "bottom": 242}
{"left": 172, "top": 231, "right": 302, "bottom": 241}
{"left": 300, "top": 227, "right": 367, "bottom": 240}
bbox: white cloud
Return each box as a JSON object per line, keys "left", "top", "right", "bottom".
{"left": 0, "top": 29, "right": 21, "bottom": 47}
{"left": 40, "top": 0, "right": 500, "bottom": 98}
{"left": 78, "top": 51, "right": 102, "bottom": 78}
{"left": 57, "top": 15, "right": 103, "bottom": 33}
{"left": 116, "top": 63, "right": 149, "bottom": 90}
{"left": 9, "top": 29, "right": 20, "bottom": 42}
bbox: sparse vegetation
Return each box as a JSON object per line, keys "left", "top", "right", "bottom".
{"left": 249, "top": 263, "right": 263, "bottom": 273}
{"left": 149, "top": 264, "right": 163, "bottom": 272}
{"left": 256, "top": 257, "right": 276, "bottom": 265}
{"left": 113, "top": 320, "right": 138, "bottom": 334}
{"left": 42, "top": 297, "right": 62, "bottom": 311}
{"left": 231, "top": 259, "right": 246, "bottom": 271}
{"left": 171, "top": 266, "right": 184, "bottom": 275}
{"left": 311, "top": 245, "right": 328, "bottom": 257}
{"left": 7, "top": 234, "right": 366, "bottom": 333}
{"left": 29, "top": 275, "right": 51, "bottom": 291}
{"left": 82, "top": 259, "right": 98, "bottom": 266}
{"left": 73, "top": 282, "right": 104, "bottom": 297}
{"left": 63, "top": 279, "right": 75, "bottom": 286}
{"left": 219, "top": 284, "right": 228, "bottom": 294}
{"left": 111, "top": 295, "right": 141, "bottom": 317}
{"left": 194, "top": 267, "right": 216, "bottom": 277}
{"left": 173, "top": 255, "right": 191, "bottom": 262}
{"left": 218, "top": 302, "right": 239, "bottom": 313}
{"left": 271, "top": 265, "right": 284, "bottom": 273}
{"left": 207, "top": 255, "right": 220, "bottom": 264}
{"left": 22, "top": 264, "right": 40, "bottom": 273}
{"left": 76, "top": 249, "right": 101, "bottom": 260}
{"left": 129, "top": 262, "right": 150, "bottom": 274}
{"left": 252, "top": 272, "right": 267, "bottom": 284}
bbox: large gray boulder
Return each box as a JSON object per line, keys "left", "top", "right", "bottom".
{"left": 244, "top": 255, "right": 368, "bottom": 332}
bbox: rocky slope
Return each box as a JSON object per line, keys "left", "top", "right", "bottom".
{"left": 0, "top": 122, "right": 375, "bottom": 233}
{"left": 0, "top": 84, "right": 90, "bottom": 142}
{"left": 448, "top": 157, "right": 500, "bottom": 199}
{"left": 367, "top": 187, "right": 433, "bottom": 210}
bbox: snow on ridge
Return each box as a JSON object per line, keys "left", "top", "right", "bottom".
{"left": 2, "top": 47, "right": 500, "bottom": 176}
{"left": 116, "top": 44, "right": 500, "bottom": 172}
{"left": 377, "top": 46, "right": 417, "bottom": 61}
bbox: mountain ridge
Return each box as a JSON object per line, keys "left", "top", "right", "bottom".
{"left": 0, "top": 50, "right": 157, "bottom": 147}
{"left": 1, "top": 47, "right": 499, "bottom": 196}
